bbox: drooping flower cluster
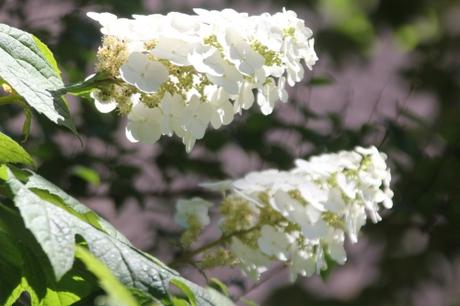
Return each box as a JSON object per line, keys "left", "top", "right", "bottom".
{"left": 175, "top": 146, "right": 393, "bottom": 281}
{"left": 87, "top": 9, "right": 318, "bottom": 151}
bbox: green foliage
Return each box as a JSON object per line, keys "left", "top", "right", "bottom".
{"left": 203, "top": 288, "right": 234, "bottom": 306}
{"left": 0, "top": 23, "right": 75, "bottom": 133}
{"left": 0, "top": 201, "right": 96, "bottom": 306}
{"left": 0, "top": 132, "right": 34, "bottom": 166}
{"left": 308, "top": 75, "right": 336, "bottom": 86}
{"left": 0, "top": 165, "right": 232, "bottom": 305}
{"left": 170, "top": 279, "right": 197, "bottom": 306}
{"left": 22, "top": 169, "right": 131, "bottom": 243}
{"left": 71, "top": 165, "right": 101, "bottom": 186}
{"left": 75, "top": 246, "right": 138, "bottom": 306}
{"left": 320, "top": 0, "right": 375, "bottom": 46}
{"left": 207, "top": 278, "right": 230, "bottom": 297}
{"left": 32, "top": 35, "right": 62, "bottom": 77}
{"left": 241, "top": 299, "right": 259, "bottom": 306}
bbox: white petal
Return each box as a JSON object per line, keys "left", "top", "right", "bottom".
{"left": 126, "top": 120, "right": 161, "bottom": 144}
{"left": 120, "top": 52, "right": 169, "bottom": 93}
{"left": 188, "top": 46, "right": 225, "bottom": 76}
{"left": 86, "top": 12, "right": 117, "bottom": 27}
{"left": 182, "top": 133, "right": 196, "bottom": 153}
{"left": 235, "top": 82, "right": 255, "bottom": 113}
{"left": 278, "top": 76, "right": 288, "bottom": 103}
{"left": 301, "top": 219, "right": 329, "bottom": 240}
{"left": 125, "top": 126, "right": 139, "bottom": 143}
{"left": 207, "top": 62, "right": 243, "bottom": 95}
{"left": 328, "top": 242, "right": 347, "bottom": 264}
{"left": 90, "top": 91, "right": 117, "bottom": 113}
{"left": 152, "top": 36, "right": 196, "bottom": 66}
{"left": 257, "top": 78, "right": 280, "bottom": 115}
{"left": 95, "top": 100, "right": 117, "bottom": 113}
{"left": 186, "top": 119, "right": 207, "bottom": 139}
{"left": 222, "top": 29, "right": 264, "bottom": 75}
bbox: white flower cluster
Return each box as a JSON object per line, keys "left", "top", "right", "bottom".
{"left": 175, "top": 197, "right": 212, "bottom": 229}
{"left": 193, "top": 146, "right": 393, "bottom": 280}
{"left": 87, "top": 9, "right": 317, "bottom": 152}
{"left": 173, "top": 197, "right": 214, "bottom": 247}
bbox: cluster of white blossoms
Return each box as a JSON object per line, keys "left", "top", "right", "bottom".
{"left": 175, "top": 146, "right": 393, "bottom": 281}
{"left": 87, "top": 8, "right": 318, "bottom": 152}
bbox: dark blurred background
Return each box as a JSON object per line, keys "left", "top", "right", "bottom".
{"left": 1, "top": 0, "right": 460, "bottom": 305}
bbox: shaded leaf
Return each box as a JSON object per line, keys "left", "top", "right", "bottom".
{"left": 4, "top": 167, "right": 232, "bottom": 305}
{"left": 308, "top": 75, "right": 335, "bottom": 86}
{"left": 241, "top": 298, "right": 259, "bottom": 306}
{"left": 208, "top": 278, "right": 230, "bottom": 297}
{"left": 71, "top": 165, "right": 101, "bottom": 186}
{"left": 170, "top": 278, "right": 197, "bottom": 306}
{"left": 0, "top": 202, "right": 96, "bottom": 306}
{"left": 75, "top": 246, "right": 138, "bottom": 306}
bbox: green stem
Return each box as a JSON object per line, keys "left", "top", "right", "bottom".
{"left": 0, "top": 94, "right": 22, "bottom": 106}
{"left": 58, "top": 79, "right": 112, "bottom": 95}
{"left": 55, "top": 72, "right": 115, "bottom": 96}
{"left": 171, "top": 214, "right": 286, "bottom": 268}
{"left": 170, "top": 225, "right": 261, "bottom": 268}
{"left": 0, "top": 95, "right": 33, "bottom": 142}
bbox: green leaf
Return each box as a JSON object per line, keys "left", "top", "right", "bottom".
{"left": 0, "top": 202, "right": 96, "bottom": 306}
{"left": 19, "top": 101, "right": 32, "bottom": 142}
{"left": 208, "top": 278, "right": 230, "bottom": 297}
{"left": 5, "top": 277, "right": 40, "bottom": 306}
{"left": 170, "top": 297, "right": 190, "bottom": 306}
{"left": 6, "top": 275, "right": 82, "bottom": 306}
{"left": 241, "top": 298, "right": 259, "bottom": 306}
{"left": 0, "top": 23, "right": 76, "bottom": 132}
{"left": 71, "top": 165, "right": 101, "bottom": 186}
{"left": 24, "top": 170, "right": 130, "bottom": 244}
{"left": 0, "top": 164, "right": 8, "bottom": 180}
{"left": 32, "top": 35, "right": 61, "bottom": 76}
{"left": 0, "top": 231, "right": 23, "bottom": 304}
{"left": 0, "top": 131, "right": 34, "bottom": 165}
{"left": 320, "top": 253, "right": 338, "bottom": 281}
{"left": 2, "top": 252, "right": 95, "bottom": 306}
{"left": 128, "top": 287, "right": 161, "bottom": 306}
{"left": 308, "top": 75, "right": 335, "bottom": 86}
{"left": 5, "top": 167, "right": 231, "bottom": 305}
{"left": 75, "top": 246, "right": 138, "bottom": 306}
{"left": 170, "top": 278, "right": 197, "bottom": 306}
{"left": 205, "top": 288, "right": 234, "bottom": 306}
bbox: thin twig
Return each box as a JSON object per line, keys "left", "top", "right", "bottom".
{"left": 170, "top": 225, "right": 262, "bottom": 268}
{"left": 0, "top": 94, "right": 22, "bottom": 105}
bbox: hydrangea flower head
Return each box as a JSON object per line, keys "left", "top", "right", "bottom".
{"left": 88, "top": 8, "right": 318, "bottom": 152}
{"left": 176, "top": 147, "right": 393, "bottom": 281}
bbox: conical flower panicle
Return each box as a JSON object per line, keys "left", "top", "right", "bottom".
{"left": 176, "top": 147, "right": 393, "bottom": 280}
{"left": 88, "top": 8, "right": 318, "bottom": 152}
